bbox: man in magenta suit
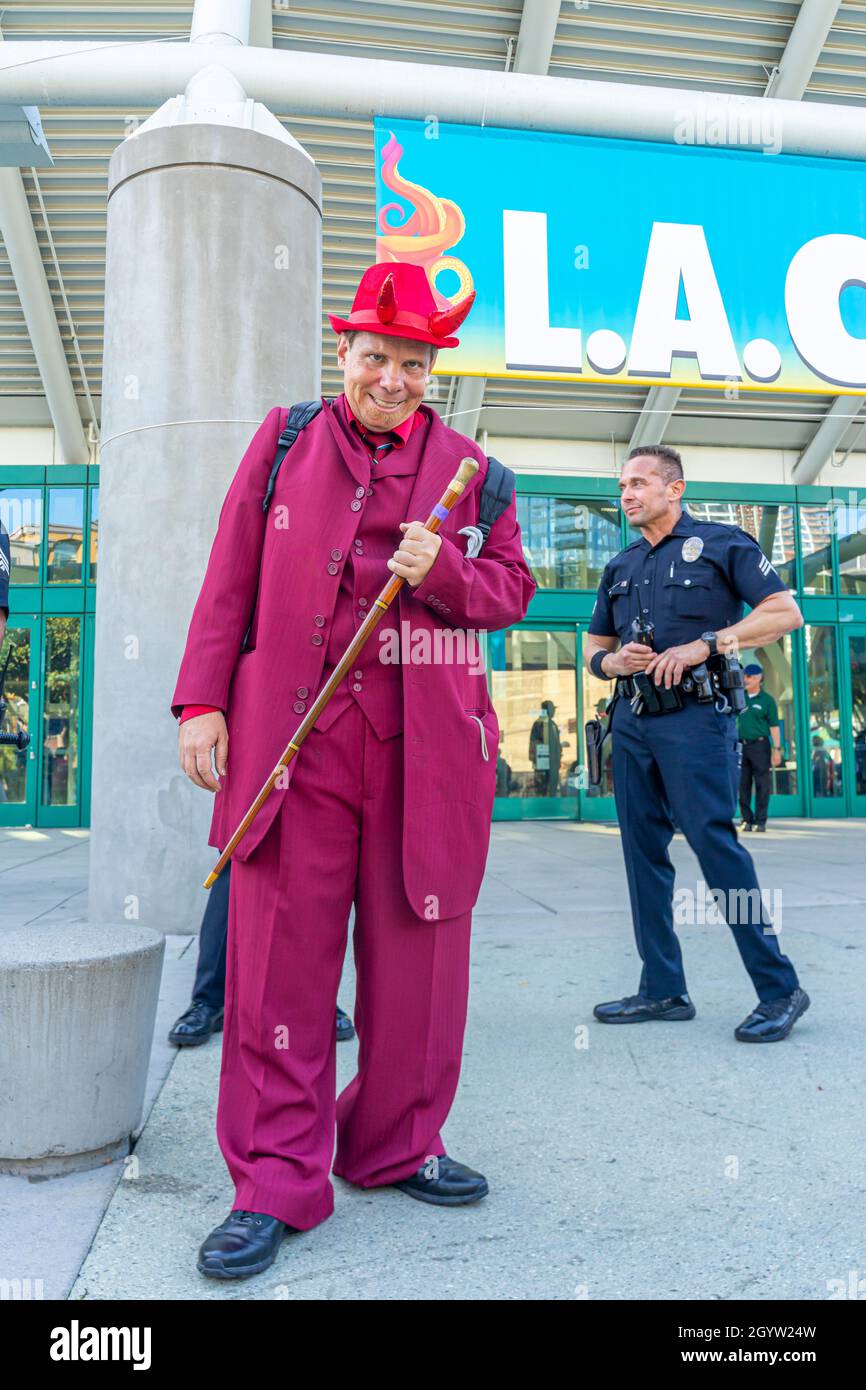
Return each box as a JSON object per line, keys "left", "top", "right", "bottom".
{"left": 172, "top": 261, "right": 535, "bottom": 1279}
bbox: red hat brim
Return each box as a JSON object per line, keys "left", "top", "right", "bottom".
{"left": 327, "top": 312, "right": 459, "bottom": 350}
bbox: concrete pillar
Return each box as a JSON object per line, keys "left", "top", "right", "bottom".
{"left": 89, "top": 118, "right": 322, "bottom": 932}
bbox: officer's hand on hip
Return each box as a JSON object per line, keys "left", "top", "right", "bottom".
{"left": 645, "top": 639, "right": 710, "bottom": 688}
{"left": 179, "top": 711, "right": 228, "bottom": 793}
{"left": 388, "top": 521, "right": 441, "bottom": 587}
{"left": 606, "top": 641, "right": 654, "bottom": 676}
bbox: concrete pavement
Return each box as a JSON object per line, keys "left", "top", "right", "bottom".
{"left": 2, "top": 820, "right": 864, "bottom": 1300}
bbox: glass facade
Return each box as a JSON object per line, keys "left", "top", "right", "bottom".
{"left": 0, "top": 468, "right": 97, "bottom": 828}
{"left": 1, "top": 465, "right": 865, "bottom": 825}
{"left": 495, "top": 481, "right": 866, "bottom": 822}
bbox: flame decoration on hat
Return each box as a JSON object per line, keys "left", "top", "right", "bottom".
{"left": 376, "top": 132, "right": 474, "bottom": 323}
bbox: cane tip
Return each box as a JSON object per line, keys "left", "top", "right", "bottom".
{"left": 202, "top": 871, "right": 217, "bottom": 890}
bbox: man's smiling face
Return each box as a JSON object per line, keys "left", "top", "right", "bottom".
{"left": 337, "top": 330, "right": 436, "bottom": 432}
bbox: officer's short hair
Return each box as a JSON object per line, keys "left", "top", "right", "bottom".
{"left": 625, "top": 443, "right": 684, "bottom": 485}
{"left": 342, "top": 330, "right": 436, "bottom": 367}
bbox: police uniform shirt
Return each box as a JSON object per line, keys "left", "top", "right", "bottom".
{"left": 0, "top": 519, "right": 10, "bottom": 618}
{"left": 588, "top": 505, "right": 789, "bottom": 651}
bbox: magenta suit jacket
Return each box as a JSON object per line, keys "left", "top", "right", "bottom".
{"left": 171, "top": 399, "right": 536, "bottom": 919}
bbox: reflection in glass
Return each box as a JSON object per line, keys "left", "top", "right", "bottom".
{"left": 738, "top": 636, "right": 798, "bottom": 796}
{"left": 849, "top": 636, "right": 866, "bottom": 797}
{"left": 42, "top": 617, "right": 81, "bottom": 807}
{"left": 516, "top": 496, "right": 621, "bottom": 590}
{"left": 0, "top": 488, "right": 42, "bottom": 585}
{"left": 799, "top": 506, "right": 833, "bottom": 595}
{"left": 837, "top": 497, "right": 866, "bottom": 596}
{"left": 47, "top": 489, "right": 85, "bottom": 584}
{"left": 582, "top": 633, "right": 615, "bottom": 797}
{"left": 89, "top": 487, "right": 99, "bottom": 584}
{"left": 686, "top": 501, "right": 796, "bottom": 589}
{"left": 489, "top": 628, "right": 577, "bottom": 800}
{"left": 806, "top": 626, "right": 842, "bottom": 799}
{"left": 0, "top": 626, "right": 31, "bottom": 805}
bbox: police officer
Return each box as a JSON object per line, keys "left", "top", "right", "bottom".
{"left": 737, "top": 662, "right": 782, "bottom": 832}
{"left": 584, "top": 445, "right": 809, "bottom": 1043}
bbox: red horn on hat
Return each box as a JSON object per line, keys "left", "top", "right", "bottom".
{"left": 376, "top": 273, "right": 398, "bottom": 324}
{"left": 428, "top": 290, "right": 476, "bottom": 339}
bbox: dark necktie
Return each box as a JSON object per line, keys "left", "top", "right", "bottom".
{"left": 358, "top": 432, "right": 396, "bottom": 469}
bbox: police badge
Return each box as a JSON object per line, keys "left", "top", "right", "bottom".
{"left": 681, "top": 537, "right": 704, "bottom": 563}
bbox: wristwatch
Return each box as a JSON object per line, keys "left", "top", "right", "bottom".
{"left": 700, "top": 630, "right": 718, "bottom": 658}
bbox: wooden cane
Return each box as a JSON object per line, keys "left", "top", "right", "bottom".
{"left": 202, "top": 456, "right": 479, "bottom": 888}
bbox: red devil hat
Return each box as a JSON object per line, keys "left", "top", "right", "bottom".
{"left": 328, "top": 261, "right": 475, "bottom": 349}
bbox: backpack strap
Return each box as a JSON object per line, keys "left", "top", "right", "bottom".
{"left": 478, "top": 456, "right": 516, "bottom": 540}
{"left": 459, "top": 455, "right": 517, "bottom": 558}
{"left": 262, "top": 399, "right": 325, "bottom": 513}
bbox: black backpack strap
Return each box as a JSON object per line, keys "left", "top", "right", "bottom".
{"left": 262, "top": 399, "right": 324, "bottom": 513}
{"left": 477, "top": 456, "right": 516, "bottom": 543}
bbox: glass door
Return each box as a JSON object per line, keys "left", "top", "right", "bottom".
{"left": 488, "top": 625, "right": 580, "bottom": 819}
{"left": 804, "top": 624, "right": 845, "bottom": 817}
{"left": 841, "top": 625, "right": 866, "bottom": 817}
{"left": 578, "top": 625, "right": 617, "bottom": 821}
{"left": 0, "top": 615, "right": 40, "bottom": 826}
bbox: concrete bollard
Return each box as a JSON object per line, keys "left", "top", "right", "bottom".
{"left": 0, "top": 922, "right": 165, "bottom": 1177}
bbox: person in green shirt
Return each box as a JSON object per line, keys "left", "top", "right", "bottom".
{"left": 737, "top": 662, "right": 782, "bottom": 831}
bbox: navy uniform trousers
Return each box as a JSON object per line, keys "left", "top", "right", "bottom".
{"left": 611, "top": 693, "right": 799, "bottom": 1003}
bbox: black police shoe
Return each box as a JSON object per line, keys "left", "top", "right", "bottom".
{"left": 168, "top": 1001, "right": 224, "bottom": 1047}
{"left": 593, "top": 993, "right": 696, "bottom": 1024}
{"left": 394, "top": 1154, "right": 488, "bottom": 1207}
{"left": 197, "top": 1209, "right": 294, "bottom": 1279}
{"left": 754, "top": 824, "right": 767, "bottom": 832}
{"left": 336, "top": 1005, "right": 356, "bottom": 1042}
{"left": 734, "top": 988, "right": 810, "bottom": 1043}
{"left": 739, "top": 820, "right": 753, "bottom": 831}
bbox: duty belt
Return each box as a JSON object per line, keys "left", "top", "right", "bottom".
{"left": 615, "top": 655, "right": 746, "bottom": 718}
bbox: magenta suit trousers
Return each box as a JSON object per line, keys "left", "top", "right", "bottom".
{"left": 216, "top": 698, "right": 473, "bottom": 1230}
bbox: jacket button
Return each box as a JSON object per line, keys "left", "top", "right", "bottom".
{"left": 314, "top": 615, "right": 325, "bottom": 626}
{"left": 327, "top": 562, "right": 338, "bottom": 575}
{"left": 293, "top": 700, "right": 306, "bottom": 714}
{"left": 366, "top": 487, "right": 373, "bottom": 496}
{"left": 350, "top": 500, "right": 362, "bottom": 511}
{"left": 353, "top": 669, "right": 363, "bottom": 679}
{"left": 358, "top": 597, "right": 367, "bottom": 607}
{"left": 311, "top": 633, "right": 323, "bottom": 645}
{"left": 330, "top": 548, "right": 342, "bottom": 561}
{"left": 296, "top": 686, "right": 309, "bottom": 698}
{"left": 352, "top": 683, "right": 362, "bottom": 692}
{"left": 355, "top": 486, "right": 366, "bottom": 498}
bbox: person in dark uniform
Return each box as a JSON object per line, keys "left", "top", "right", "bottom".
{"left": 584, "top": 445, "right": 809, "bottom": 1043}
{"left": 168, "top": 859, "right": 355, "bottom": 1046}
{"left": 736, "top": 662, "right": 782, "bottom": 832}
{"left": 529, "top": 699, "right": 563, "bottom": 796}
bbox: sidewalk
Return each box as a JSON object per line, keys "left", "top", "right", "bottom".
{"left": 3, "top": 820, "right": 864, "bottom": 1300}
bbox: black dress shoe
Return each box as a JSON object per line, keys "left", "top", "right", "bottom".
{"left": 197, "top": 1209, "right": 293, "bottom": 1279}
{"left": 394, "top": 1154, "right": 488, "bottom": 1207}
{"left": 735, "top": 987, "right": 810, "bottom": 1043}
{"left": 739, "top": 820, "right": 753, "bottom": 831}
{"left": 336, "top": 1005, "right": 356, "bottom": 1042}
{"left": 168, "top": 1001, "right": 224, "bottom": 1047}
{"left": 593, "top": 993, "right": 696, "bottom": 1024}
{"left": 754, "top": 823, "right": 767, "bottom": 832}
